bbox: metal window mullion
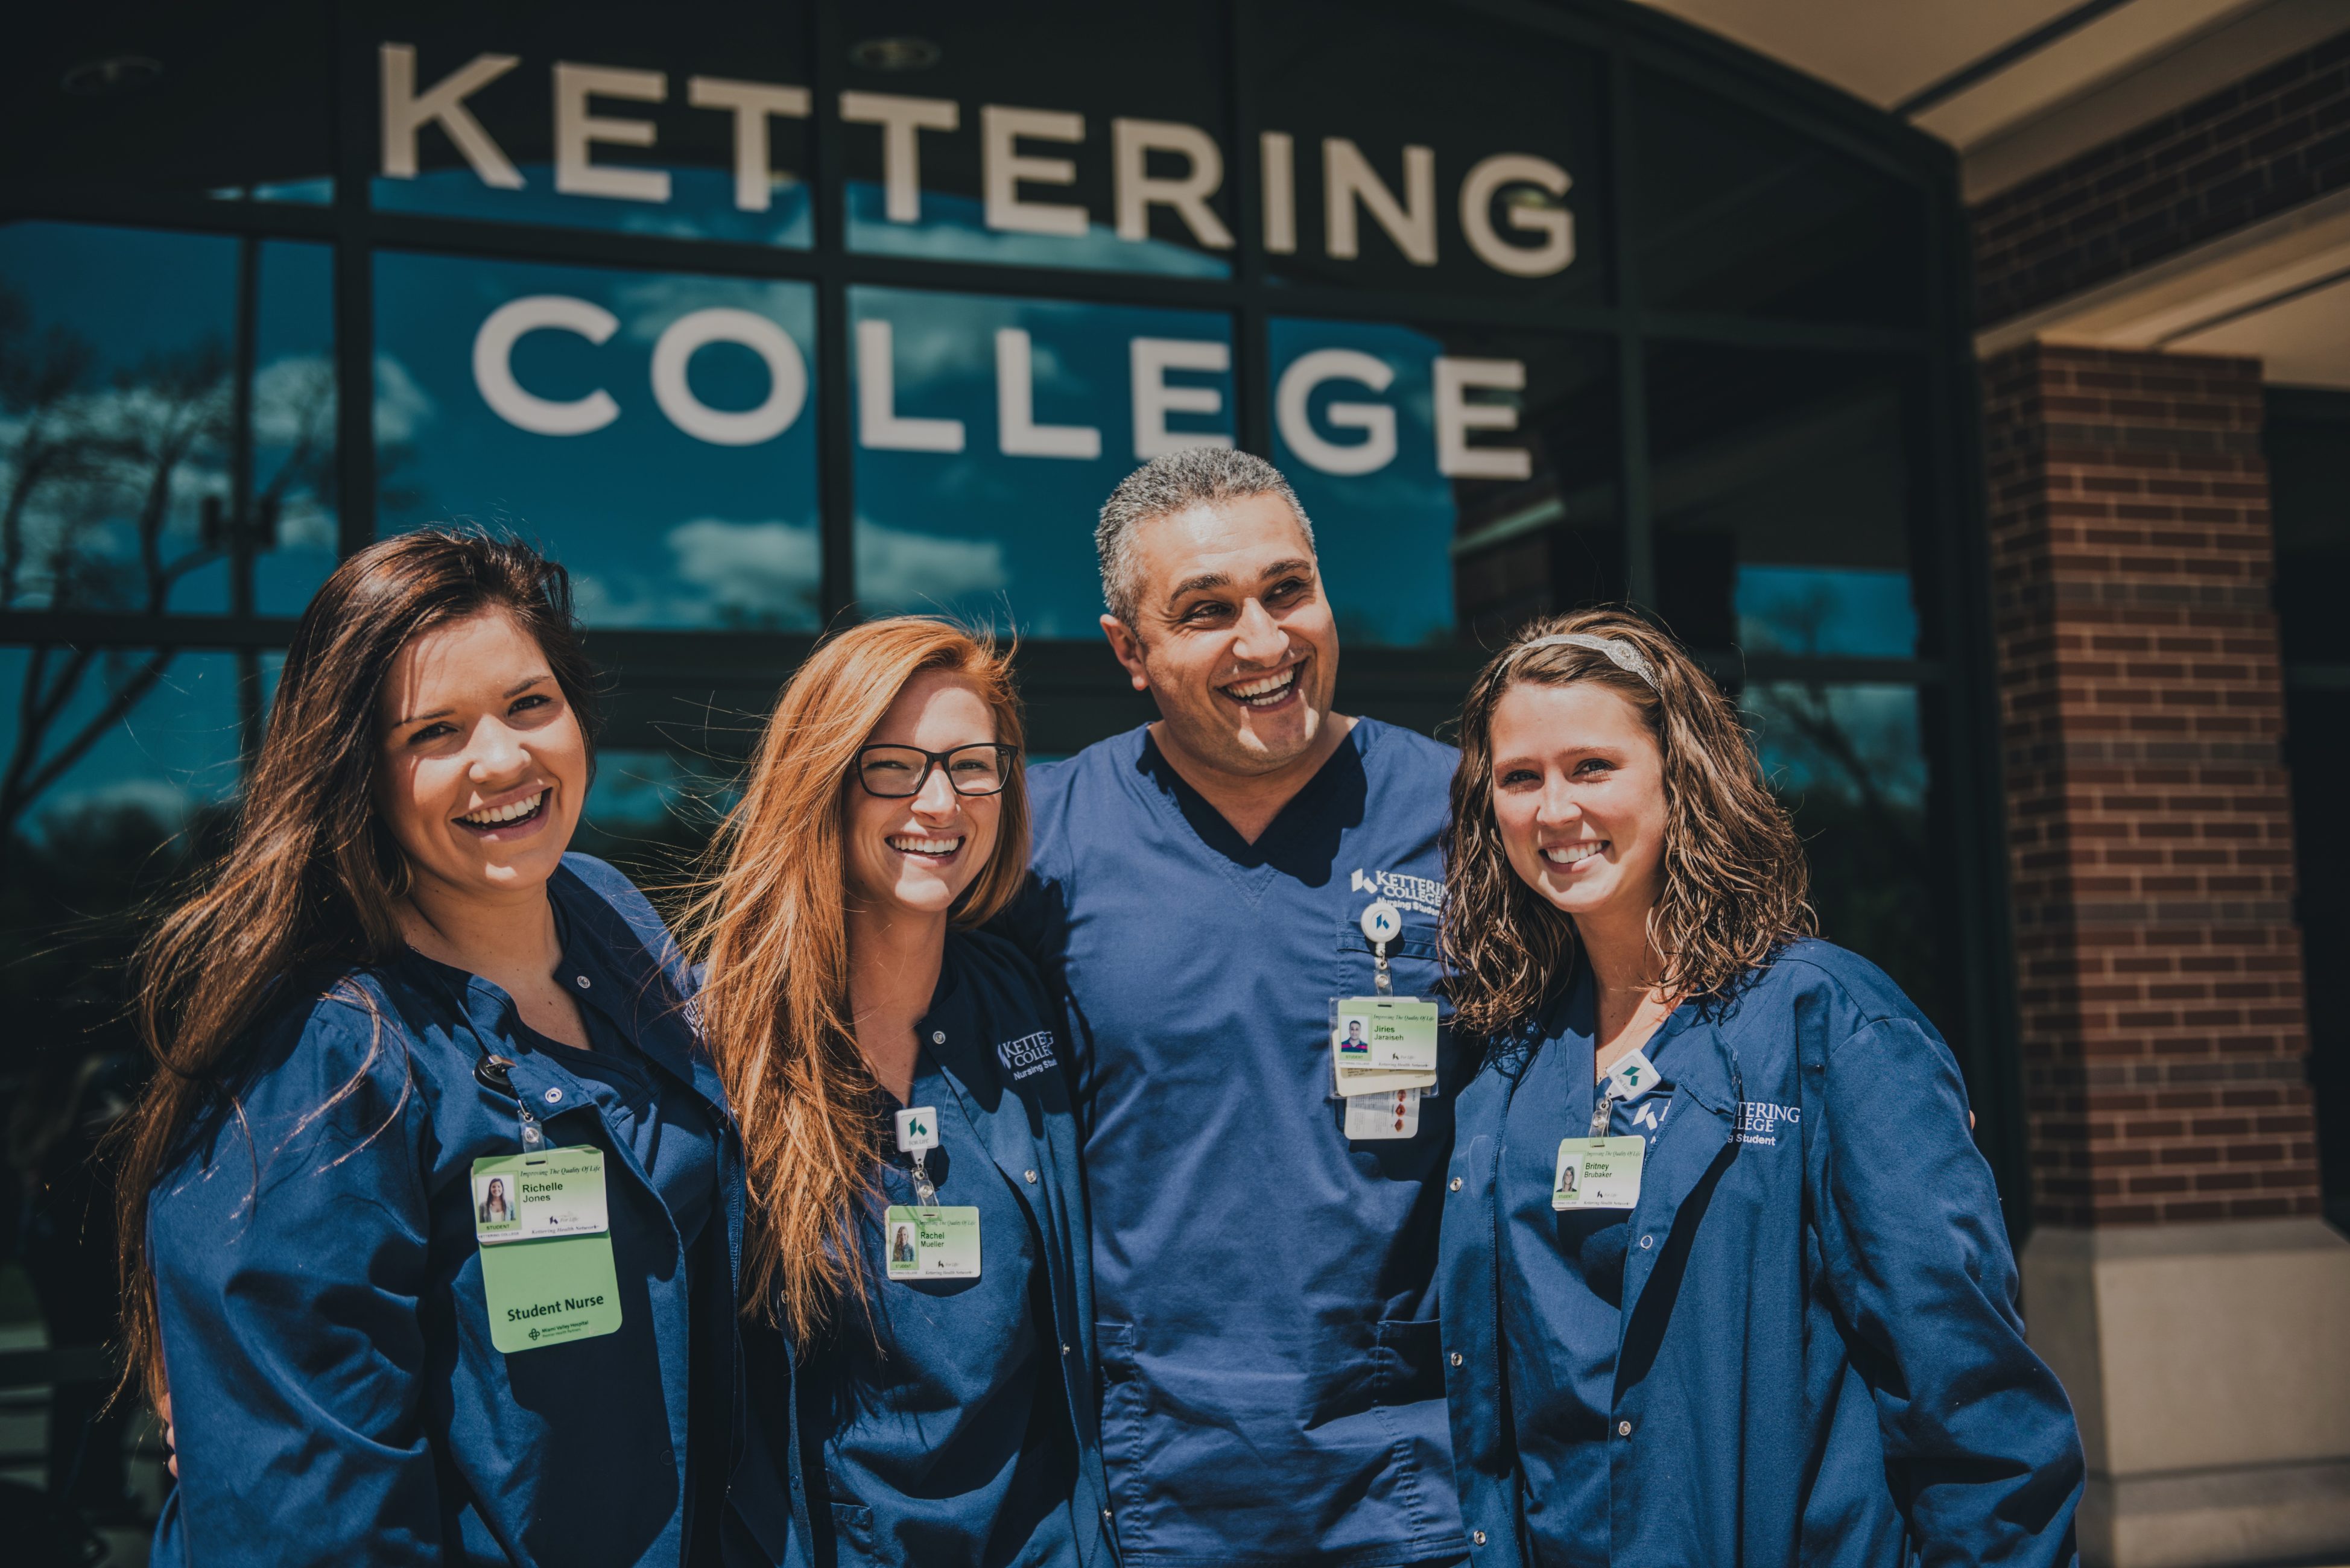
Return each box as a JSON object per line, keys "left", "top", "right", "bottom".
{"left": 331, "top": 3, "right": 378, "bottom": 563}
{"left": 1607, "top": 51, "right": 1654, "bottom": 612}
{"left": 810, "top": 1, "right": 857, "bottom": 624}
{"left": 1228, "top": 0, "right": 1270, "bottom": 460}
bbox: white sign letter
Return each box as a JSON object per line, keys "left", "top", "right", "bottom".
{"left": 1261, "top": 131, "right": 1297, "bottom": 254}
{"left": 650, "top": 309, "right": 808, "bottom": 447}
{"left": 1130, "top": 339, "right": 1232, "bottom": 460}
{"left": 996, "top": 329, "right": 1101, "bottom": 460}
{"left": 1460, "top": 154, "right": 1574, "bottom": 278}
{"left": 1324, "top": 139, "right": 1436, "bottom": 265}
{"left": 1112, "top": 119, "right": 1234, "bottom": 249}
{"left": 983, "top": 106, "right": 1087, "bottom": 236}
{"left": 380, "top": 43, "right": 522, "bottom": 188}
{"left": 688, "top": 77, "right": 811, "bottom": 212}
{"left": 1276, "top": 349, "right": 1397, "bottom": 476}
{"left": 857, "top": 319, "right": 964, "bottom": 452}
{"left": 473, "top": 297, "right": 619, "bottom": 436}
{"left": 554, "top": 63, "right": 669, "bottom": 203}
{"left": 1434, "top": 356, "right": 1531, "bottom": 479}
{"left": 839, "top": 92, "right": 959, "bottom": 223}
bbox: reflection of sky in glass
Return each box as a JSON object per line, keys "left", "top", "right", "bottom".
{"left": 0, "top": 648, "right": 265, "bottom": 837}
{"left": 373, "top": 166, "right": 814, "bottom": 248}
{"left": 251, "top": 241, "right": 340, "bottom": 615}
{"left": 1736, "top": 564, "right": 1917, "bottom": 658}
{"left": 850, "top": 287, "right": 1230, "bottom": 635}
{"left": 212, "top": 179, "right": 335, "bottom": 206}
{"left": 376, "top": 252, "right": 820, "bottom": 630}
{"left": 846, "top": 183, "right": 1227, "bottom": 277}
{"left": 1742, "top": 681, "right": 1925, "bottom": 810}
{"left": 585, "top": 749, "right": 741, "bottom": 832}
{"left": 1270, "top": 317, "right": 1458, "bottom": 647}
{"left": 2, "top": 224, "right": 224, "bottom": 615}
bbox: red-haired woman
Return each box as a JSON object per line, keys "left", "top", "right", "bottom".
{"left": 1433, "top": 611, "right": 2084, "bottom": 1567}
{"left": 689, "top": 618, "right": 1110, "bottom": 1568}
{"left": 121, "top": 531, "right": 773, "bottom": 1564}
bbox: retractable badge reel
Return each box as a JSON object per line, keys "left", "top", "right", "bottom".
{"left": 888, "top": 1105, "right": 980, "bottom": 1281}
{"left": 1331, "top": 899, "right": 1440, "bottom": 1139}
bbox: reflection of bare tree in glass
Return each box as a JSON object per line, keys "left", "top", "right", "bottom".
{"left": 2, "top": 285, "right": 243, "bottom": 859}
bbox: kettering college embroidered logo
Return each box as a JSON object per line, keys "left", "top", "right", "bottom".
{"left": 1735, "top": 1101, "right": 1801, "bottom": 1146}
{"left": 1351, "top": 867, "right": 1443, "bottom": 917}
{"left": 996, "top": 1029, "right": 1058, "bottom": 1082}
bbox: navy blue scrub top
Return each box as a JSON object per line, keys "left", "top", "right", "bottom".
{"left": 1009, "top": 719, "right": 1470, "bottom": 1568}
{"left": 1493, "top": 974, "right": 1683, "bottom": 1567}
{"left": 781, "top": 931, "right": 1098, "bottom": 1568}
{"left": 148, "top": 855, "right": 761, "bottom": 1568}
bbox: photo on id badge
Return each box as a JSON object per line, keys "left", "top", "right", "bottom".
{"left": 1337, "top": 1016, "right": 1370, "bottom": 1058}
{"left": 474, "top": 1172, "right": 520, "bottom": 1234}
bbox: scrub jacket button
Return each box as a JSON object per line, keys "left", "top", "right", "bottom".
{"left": 1473, "top": 1530, "right": 1488, "bottom": 1546}
{"left": 1449, "top": 1176, "right": 1463, "bottom": 1192}
{"left": 1639, "top": 1233, "right": 1654, "bottom": 1249}
{"left": 1061, "top": 1344, "right": 1071, "bottom": 1355}
{"left": 574, "top": 975, "right": 590, "bottom": 990}
{"left": 931, "top": 1030, "right": 946, "bottom": 1044}
{"left": 1617, "top": 1419, "right": 1634, "bottom": 1437}
{"left": 1024, "top": 1169, "right": 1039, "bottom": 1183}
{"left": 1101, "top": 1509, "right": 1113, "bottom": 1521}
{"left": 1449, "top": 1351, "right": 1463, "bottom": 1367}
{"left": 543, "top": 1087, "right": 563, "bottom": 1104}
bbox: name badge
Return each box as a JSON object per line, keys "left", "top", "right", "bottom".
{"left": 472, "top": 1148, "right": 622, "bottom": 1353}
{"left": 1553, "top": 1135, "right": 1646, "bottom": 1210}
{"left": 1345, "top": 1086, "right": 1422, "bottom": 1140}
{"left": 884, "top": 1204, "right": 981, "bottom": 1280}
{"left": 1330, "top": 996, "right": 1439, "bottom": 1095}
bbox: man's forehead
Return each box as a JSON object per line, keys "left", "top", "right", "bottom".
{"left": 1133, "top": 494, "right": 1314, "bottom": 584}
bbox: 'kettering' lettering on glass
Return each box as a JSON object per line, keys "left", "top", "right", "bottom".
{"left": 383, "top": 42, "right": 1559, "bottom": 483}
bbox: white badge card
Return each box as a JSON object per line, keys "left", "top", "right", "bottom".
{"left": 1552, "top": 1136, "right": 1646, "bottom": 1210}
{"left": 1345, "top": 1087, "right": 1422, "bottom": 1140}
{"left": 1329, "top": 997, "right": 1439, "bottom": 1095}
{"left": 472, "top": 1147, "right": 610, "bottom": 1244}
{"left": 884, "top": 1204, "right": 982, "bottom": 1280}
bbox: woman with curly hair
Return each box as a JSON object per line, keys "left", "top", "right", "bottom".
{"left": 1433, "top": 610, "right": 2083, "bottom": 1568}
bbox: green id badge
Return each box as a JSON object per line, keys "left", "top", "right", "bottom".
{"left": 473, "top": 1147, "right": 623, "bottom": 1353}
{"left": 1552, "top": 1135, "right": 1645, "bottom": 1210}
{"left": 884, "top": 1205, "right": 981, "bottom": 1280}
{"left": 1330, "top": 996, "right": 1440, "bottom": 1095}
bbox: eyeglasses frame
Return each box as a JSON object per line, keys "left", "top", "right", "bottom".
{"left": 850, "top": 741, "right": 1021, "bottom": 798}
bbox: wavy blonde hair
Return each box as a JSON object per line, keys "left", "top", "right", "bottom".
{"left": 1442, "top": 609, "right": 1814, "bottom": 1037}
{"left": 684, "top": 618, "right": 1028, "bottom": 1340}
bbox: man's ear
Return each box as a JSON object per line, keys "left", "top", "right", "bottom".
{"left": 1100, "top": 613, "right": 1150, "bottom": 693}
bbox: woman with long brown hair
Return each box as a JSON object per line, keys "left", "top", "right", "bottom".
{"left": 689, "top": 618, "right": 1110, "bottom": 1568}
{"left": 1431, "top": 610, "right": 2083, "bottom": 1567}
{"left": 120, "top": 531, "right": 773, "bottom": 1566}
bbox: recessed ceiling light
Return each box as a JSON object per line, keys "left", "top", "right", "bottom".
{"left": 62, "top": 55, "right": 164, "bottom": 97}
{"left": 848, "top": 37, "right": 942, "bottom": 71}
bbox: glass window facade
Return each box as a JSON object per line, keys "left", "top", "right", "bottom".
{"left": 0, "top": 1, "right": 2013, "bottom": 1203}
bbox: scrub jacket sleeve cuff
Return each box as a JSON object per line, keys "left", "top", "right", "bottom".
{"left": 1816, "top": 1014, "right": 2086, "bottom": 1567}
{"left": 150, "top": 989, "right": 447, "bottom": 1566}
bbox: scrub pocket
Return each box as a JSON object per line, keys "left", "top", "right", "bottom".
{"left": 1372, "top": 1317, "right": 1447, "bottom": 1406}
{"left": 1093, "top": 1320, "right": 1156, "bottom": 1542}
{"left": 1333, "top": 917, "right": 1444, "bottom": 1001}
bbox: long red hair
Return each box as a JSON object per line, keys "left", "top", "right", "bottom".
{"left": 685, "top": 618, "right": 1028, "bottom": 1339}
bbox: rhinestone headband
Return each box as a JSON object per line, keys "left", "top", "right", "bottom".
{"left": 1513, "top": 632, "right": 1659, "bottom": 689}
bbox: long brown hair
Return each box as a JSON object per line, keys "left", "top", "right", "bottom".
{"left": 112, "top": 530, "right": 600, "bottom": 1405}
{"left": 1442, "top": 609, "right": 1813, "bottom": 1037}
{"left": 685, "top": 618, "right": 1028, "bottom": 1341}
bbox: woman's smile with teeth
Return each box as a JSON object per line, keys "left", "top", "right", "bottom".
{"left": 1223, "top": 666, "right": 1298, "bottom": 707}
{"left": 459, "top": 791, "right": 545, "bottom": 827}
{"left": 888, "top": 833, "right": 964, "bottom": 857}
{"left": 1543, "top": 840, "right": 1607, "bottom": 866}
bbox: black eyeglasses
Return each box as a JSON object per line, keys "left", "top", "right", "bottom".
{"left": 853, "top": 742, "right": 1019, "bottom": 798}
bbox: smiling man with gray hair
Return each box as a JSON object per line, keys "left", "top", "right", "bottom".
{"left": 999, "top": 447, "right": 1469, "bottom": 1567}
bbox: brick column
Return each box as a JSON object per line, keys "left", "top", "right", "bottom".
{"left": 1983, "top": 341, "right": 2319, "bottom": 1224}
{"left": 1980, "top": 341, "right": 2348, "bottom": 1568}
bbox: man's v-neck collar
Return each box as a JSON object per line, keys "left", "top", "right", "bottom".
{"left": 1134, "top": 719, "right": 1373, "bottom": 877}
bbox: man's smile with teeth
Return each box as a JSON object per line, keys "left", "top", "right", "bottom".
{"left": 1543, "top": 840, "right": 1607, "bottom": 865}
{"left": 888, "top": 834, "right": 964, "bottom": 857}
{"left": 459, "top": 791, "right": 545, "bottom": 827}
{"left": 1222, "top": 665, "right": 1299, "bottom": 707}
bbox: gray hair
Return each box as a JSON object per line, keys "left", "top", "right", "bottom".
{"left": 1095, "top": 449, "right": 1315, "bottom": 627}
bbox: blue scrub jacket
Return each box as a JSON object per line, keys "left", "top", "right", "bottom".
{"left": 149, "top": 855, "right": 767, "bottom": 1567}
{"left": 735, "top": 931, "right": 1115, "bottom": 1568}
{"left": 1438, "top": 941, "right": 2085, "bottom": 1568}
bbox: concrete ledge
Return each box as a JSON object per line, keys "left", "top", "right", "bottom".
{"left": 2023, "top": 1218, "right": 2350, "bottom": 1568}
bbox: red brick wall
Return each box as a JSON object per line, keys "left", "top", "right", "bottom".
{"left": 1982, "top": 341, "right": 2322, "bottom": 1227}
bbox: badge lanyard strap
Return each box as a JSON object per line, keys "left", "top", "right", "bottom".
{"left": 1589, "top": 1081, "right": 1624, "bottom": 1141}
{"left": 1372, "top": 940, "right": 1393, "bottom": 997}
{"left": 910, "top": 1152, "right": 940, "bottom": 1212}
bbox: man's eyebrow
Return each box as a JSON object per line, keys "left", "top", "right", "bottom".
{"left": 1162, "top": 558, "right": 1316, "bottom": 608}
